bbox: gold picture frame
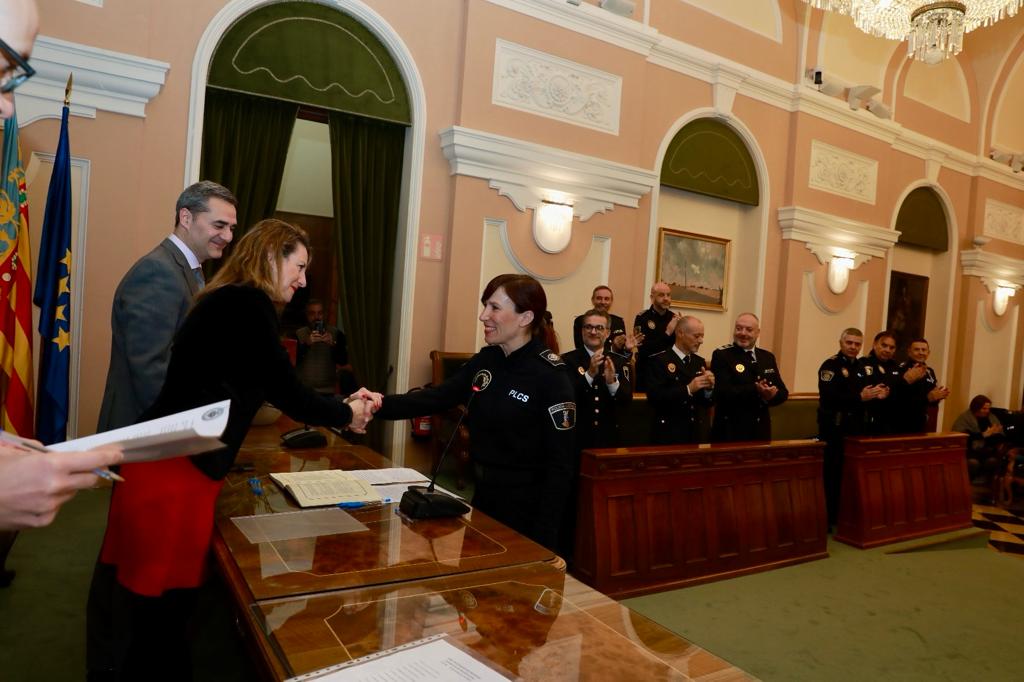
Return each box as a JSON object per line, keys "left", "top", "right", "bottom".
{"left": 656, "top": 228, "right": 730, "bottom": 310}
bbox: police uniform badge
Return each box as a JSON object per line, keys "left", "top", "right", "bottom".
{"left": 820, "top": 369, "right": 834, "bottom": 382}
{"left": 549, "top": 402, "right": 576, "bottom": 430}
{"left": 735, "top": 364, "right": 745, "bottom": 373}
{"left": 841, "top": 368, "right": 849, "bottom": 378}
{"left": 667, "top": 362, "right": 677, "bottom": 373}
{"left": 647, "top": 320, "right": 655, "bottom": 330}
{"left": 577, "top": 366, "right": 586, "bottom": 375}
{"left": 472, "top": 369, "right": 492, "bottom": 392}
{"left": 865, "top": 365, "right": 874, "bottom": 376}
{"left": 622, "top": 365, "right": 630, "bottom": 382}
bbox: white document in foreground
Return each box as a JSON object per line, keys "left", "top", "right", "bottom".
{"left": 270, "top": 470, "right": 382, "bottom": 507}
{"left": 47, "top": 400, "right": 230, "bottom": 463}
{"left": 287, "top": 635, "right": 510, "bottom": 681}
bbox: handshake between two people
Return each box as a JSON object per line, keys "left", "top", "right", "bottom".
{"left": 342, "top": 388, "right": 386, "bottom": 434}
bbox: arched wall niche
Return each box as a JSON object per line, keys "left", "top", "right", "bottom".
{"left": 184, "top": 0, "right": 428, "bottom": 463}
{"left": 649, "top": 110, "right": 769, "bottom": 352}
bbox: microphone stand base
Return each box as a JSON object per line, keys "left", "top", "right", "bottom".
{"left": 399, "top": 486, "right": 470, "bottom": 519}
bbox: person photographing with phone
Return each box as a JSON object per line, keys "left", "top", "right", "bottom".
{"left": 295, "top": 299, "right": 356, "bottom": 395}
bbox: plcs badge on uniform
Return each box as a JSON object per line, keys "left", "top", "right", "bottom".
{"left": 548, "top": 402, "right": 576, "bottom": 430}
{"left": 820, "top": 370, "right": 834, "bottom": 382}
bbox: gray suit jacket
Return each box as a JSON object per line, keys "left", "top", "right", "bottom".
{"left": 97, "top": 238, "right": 201, "bottom": 431}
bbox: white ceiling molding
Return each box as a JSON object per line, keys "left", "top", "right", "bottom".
{"left": 11, "top": 35, "right": 168, "bottom": 125}
{"left": 485, "top": 0, "right": 1024, "bottom": 192}
{"left": 779, "top": 205, "right": 900, "bottom": 268}
{"left": 485, "top": 0, "right": 659, "bottom": 55}
{"left": 439, "top": 125, "right": 657, "bottom": 221}
{"left": 961, "top": 249, "right": 1024, "bottom": 288}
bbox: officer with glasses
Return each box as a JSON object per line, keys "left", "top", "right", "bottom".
{"left": 0, "top": 0, "right": 37, "bottom": 120}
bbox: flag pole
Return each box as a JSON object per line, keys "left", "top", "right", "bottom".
{"left": 64, "top": 74, "right": 72, "bottom": 107}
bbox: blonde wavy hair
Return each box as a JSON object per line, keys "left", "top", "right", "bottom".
{"left": 200, "top": 218, "right": 311, "bottom": 302}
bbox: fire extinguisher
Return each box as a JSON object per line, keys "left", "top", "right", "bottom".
{"left": 409, "top": 386, "right": 433, "bottom": 440}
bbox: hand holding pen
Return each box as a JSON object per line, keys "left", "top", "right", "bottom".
{"left": 0, "top": 441, "right": 123, "bottom": 529}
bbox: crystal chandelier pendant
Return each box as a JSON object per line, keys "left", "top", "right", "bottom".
{"left": 802, "top": 0, "right": 1024, "bottom": 63}
{"left": 908, "top": 2, "right": 967, "bottom": 63}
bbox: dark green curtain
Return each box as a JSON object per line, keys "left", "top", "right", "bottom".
{"left": 199, "top": 88, "right": 298, "bottom": 241}
{"left": 329, "top": 111, "right": 404, "bottom": 450}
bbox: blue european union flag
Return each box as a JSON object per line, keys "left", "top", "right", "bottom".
{"left": 33, "top": 105, "right": 72, "bottom": 445}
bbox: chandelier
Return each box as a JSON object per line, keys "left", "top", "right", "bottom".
{"left": 803, "top": 1, "right": 1024, "bottom": 62}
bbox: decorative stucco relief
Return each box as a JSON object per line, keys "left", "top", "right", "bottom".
{"left": 492, "top": 39, "right": 621, "bottom": 135}
{"left": 808, "top": 140, "right": 878, "bottom": 205}
{"left": 983, "top": 199, "right": 1024, "bottom": 245}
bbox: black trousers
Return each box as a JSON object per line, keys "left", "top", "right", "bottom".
{"left": 86, "top": 561, "right": 197, "bottom": 682}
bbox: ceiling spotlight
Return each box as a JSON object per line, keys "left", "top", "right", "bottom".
{"left": 991, "top": 148, "right": 1013, "bottom": 164}
{"left": 865, "top": 99, "right": 891, "bottom": 119}
{"left": 848, "top": 85, "right": 881, "bottom": 110}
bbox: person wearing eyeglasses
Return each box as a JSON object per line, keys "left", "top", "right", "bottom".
{"left": 561, "top": 309, "right": 633, "bottom": 450}
{"left": 0, "top": 0, "right": 38, "bottom": 120}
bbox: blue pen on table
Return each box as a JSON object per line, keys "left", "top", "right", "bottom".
{"left": 0, "top": 429, "right": 125, "bottom": 482}
{"left": 248, "top": 476, "right": 263, "bottom": 496}
{"left": 337, "top": 497, "right": 392, "bottom": 509}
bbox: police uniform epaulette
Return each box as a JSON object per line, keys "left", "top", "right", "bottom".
{"left": 650, "top": 349, "right": 669, "bottom": 358}
{"left": 716, "top": 343, "right": 733, "bottom": 351}
{"left": 538, "top": 349, "right": 564, "bottom": 367}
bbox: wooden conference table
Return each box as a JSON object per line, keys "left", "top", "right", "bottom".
{"left": 212, "top": 421, "right": 752, "bottom": 681}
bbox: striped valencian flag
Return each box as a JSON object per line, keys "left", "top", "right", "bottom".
{"left": 0, "top": 109, "right": 34, "bottom": 437}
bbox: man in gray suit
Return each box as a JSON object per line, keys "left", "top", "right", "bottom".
{"left": 96, "top": 181, "right": 237, "bottom": 431}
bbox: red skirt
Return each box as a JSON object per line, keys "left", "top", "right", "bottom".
{"left": 100, "top": 457, "right": 224, "bottom": 597}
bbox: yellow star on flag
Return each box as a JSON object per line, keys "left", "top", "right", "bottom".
{"left": 60, "top": 249, "right": 72, "bottom": 270}
{"left": 58, "top": 276, "right": 70, "bottom": 295}
{"left": 54, "top": 304, "right": 67, "bottom": 322}
{"left": 53, "top": 327, "right": 71, "bottom": 352}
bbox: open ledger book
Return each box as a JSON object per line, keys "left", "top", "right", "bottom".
{"left": 45, "top": 400, "right": 231, "bottom": 463}
{"left": 270, "top": 470, "right": 382, "bottom": 508}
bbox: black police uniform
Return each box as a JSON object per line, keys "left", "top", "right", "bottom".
{"left": 892, "top": 361, "right": 940, "bottom": 434}
{"left": 376, "top": 337, "right": 576, "bottom": 551}
{"left": 560, "top": 348, "right": 632, "bottom": 449}
{"left": 817, "top": 352, "right": 863, "bottom": 524}
{"left": 572, "top": 313, "right": 626, "bottom": 352}
{"left": 633, "top": 306, "right": 675, "bottom": 392}
{"left": 857, "top": 352, "right": 901, "bottom": 435}
{"left": 558, "top": 347, "right": 631, "bottom": 561}
{"left": 710, "top": 343, "right": 789, "bottom": 442}
{"left": 645, "top": 348, "right": 712, "bottom": 444}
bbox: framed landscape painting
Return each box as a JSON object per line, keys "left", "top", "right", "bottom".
{"left": 656, "top": 228, "right": 730, "bottom": 310}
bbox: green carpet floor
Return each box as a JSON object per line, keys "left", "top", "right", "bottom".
{"left": 624, "top": 530, "right": 1023, "bottom": 681}
{"left": 1, "top": 483, "right": 1020, "bottom": 680}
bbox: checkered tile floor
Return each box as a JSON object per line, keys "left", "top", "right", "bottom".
{"left": 972, "top": 503, "right": 1024, "bottom": 556}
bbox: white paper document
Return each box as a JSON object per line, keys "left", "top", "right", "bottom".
{"left": 287, "top": 636, "right": 510, "bottom": 681}
{"left": 270, "top": 470, "right": 382, "bottom": 507}
{"left": 46, "top": 400, "right": 230, "bottom": 462}
{"left": 347, "top": 468, "right": 429, "bottom": 486}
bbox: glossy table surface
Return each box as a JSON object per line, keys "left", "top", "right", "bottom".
{"left": 214, "top": 423, "right": 555, "bottom": 601}
{"left": 251, "top": 561, "right": 752, "bottom": 681}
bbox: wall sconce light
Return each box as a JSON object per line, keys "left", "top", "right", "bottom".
{"left": 827, "top": 255, "right": 855, "bottom": 294}
{"left": 994, "top": 285, "right": 1016, "bottom": 316}
{"left": 533, "top": 200, "right": 574, "bottom": 254}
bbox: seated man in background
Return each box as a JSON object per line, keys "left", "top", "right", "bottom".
{"left": 295, "top": 299, "right": 356, "bottom": 395}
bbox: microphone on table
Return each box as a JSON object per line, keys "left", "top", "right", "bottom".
{"left": 399, "top": 375, "right": 487, "bottom": 519}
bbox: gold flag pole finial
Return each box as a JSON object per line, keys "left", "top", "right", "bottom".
{"left": 64, "top": 74, "right": 73, "bottom": 107}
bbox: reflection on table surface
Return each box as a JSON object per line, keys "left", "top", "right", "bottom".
{"left": 252, "top": 562, "right": 752, "bottom": 681}
{"left": 214, "top": 425, "right": 555, "bottom": 600}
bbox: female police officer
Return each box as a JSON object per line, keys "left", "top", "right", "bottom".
{"left": 375, "top": 274, "right": 576, "bottom": 551}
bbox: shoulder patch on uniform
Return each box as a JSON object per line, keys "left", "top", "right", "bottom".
{"left": 539, "top": 349, "right": 564, "bottom": 367}
{"left": 548, "top": 402, "right": 576, "bottom": 430}
{"left": 820, "top": 369, "right": 834, "bottom": 382}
